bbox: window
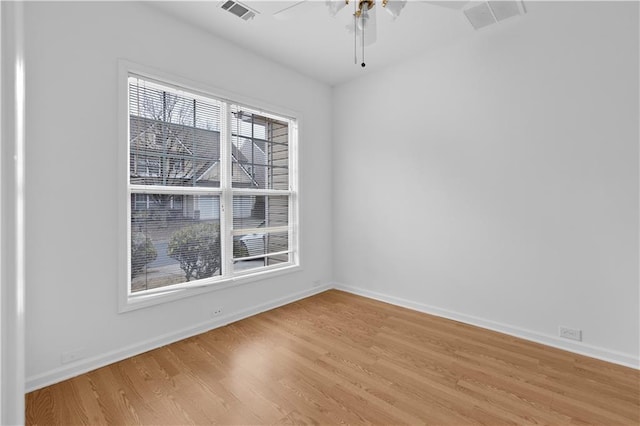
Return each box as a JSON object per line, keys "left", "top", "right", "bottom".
{"left": 125, "top": 73, "right": 298, "bottom": 307}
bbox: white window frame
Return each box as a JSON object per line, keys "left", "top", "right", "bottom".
{"left": 118, "top": 61, "right": 300, "bottom": 312}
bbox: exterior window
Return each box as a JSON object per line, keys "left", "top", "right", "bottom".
{"left": 126, "top": 74, "right": 297, "bottom": 302}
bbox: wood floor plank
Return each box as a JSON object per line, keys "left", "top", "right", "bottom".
{"left": 26, "top": 290, "right": 640, "bottom": 425}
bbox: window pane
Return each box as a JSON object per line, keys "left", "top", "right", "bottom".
{"left": 233, "top": 195, "right": 288, "bottom": 230}
{"left": 233, "top": 195, "right": 290, "bottom": 266}
{"left": 231, "top": 107, "right": 289, "bottom": 190}
{"left": 233, "top": 253, "right": 290, "bottom": 273}
{"left": 234, "top": 229, "right": 289, "bottom": 259}
{"left": 131, "top": 193, "right": 221, "bottom": 293}
{"left": 129, "top": 77, "right": 222, "bottom": 187}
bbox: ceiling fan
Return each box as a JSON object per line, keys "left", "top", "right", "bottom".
{"left": 215, "top": 0, "right": 525, "bottom": 68}
{"left": 271, "top": 1, "right": 470, "bottom": 67}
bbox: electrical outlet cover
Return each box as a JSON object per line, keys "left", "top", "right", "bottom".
{"left": 61, "top": 348, "right": 85, "bottom": 364}
{"left": 559, "top": 326, "right": 582, "bottom": 341}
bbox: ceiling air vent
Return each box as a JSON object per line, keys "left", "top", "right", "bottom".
{"left": 220, "top": 0, "right": 257, "bottom": 21}
{"left": 464, "top": 1, "right": 526, "bottom": 30}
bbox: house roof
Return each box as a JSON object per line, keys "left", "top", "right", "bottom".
{"left": 130, "top": 115, "right": 259, "bottom": 188}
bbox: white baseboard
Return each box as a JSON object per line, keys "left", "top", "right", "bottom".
{"left": 334, "top": 283, "right": 639, "bottom": 370}
{"left": 25, "top": 283, "right": 332, "bottom": 393}
{"left": 26, "top": 281, "right": 638, "bottom": 392}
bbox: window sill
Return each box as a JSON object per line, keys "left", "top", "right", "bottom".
{"left": 119, "top": 263, "right": 301, "bottom": 313}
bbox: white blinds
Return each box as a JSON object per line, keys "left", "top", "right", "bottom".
{"left": 128, "top": 75, "right": 295, "bottom": 294}
{"left": 129, "top": 77, "right": 222, "bottom": 188}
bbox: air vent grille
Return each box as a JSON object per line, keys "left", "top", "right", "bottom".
{"left": 464, "top": 1, "right": 525, "bottom": 30}
{"left": 464, "top": 2, "right": 495, "bottom": 30}
{"left": 220, "top": 0, "right": 257, "bottom": 21}
{"left": 489, "top": 1, "right": 522, "bottom": 21}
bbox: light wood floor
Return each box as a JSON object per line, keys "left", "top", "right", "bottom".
{"left": 26, "top": 290, "right": 639, "bottom": 425}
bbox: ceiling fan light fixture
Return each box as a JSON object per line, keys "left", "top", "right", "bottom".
{"left": 382, "top": 0, "right": 407, "bottom": 19}
{"left": 354, "top": 0, "right": 374, "bottom": 18}
{"left": 326, "top": 0, "right": 348, "bottom": 17}
{"left": 357, "top": 6, "right": 370, "bottom": 30}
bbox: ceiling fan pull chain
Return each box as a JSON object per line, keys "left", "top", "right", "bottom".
{"left": 361, "top": 16, "right": 366, "bottom": 67}
{"left": 354, "top": 12, "right": 357, "bottom": 64}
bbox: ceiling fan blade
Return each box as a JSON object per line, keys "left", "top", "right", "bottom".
{"left": 383, "top": 0, "right": 407, "bottom": 19}
{"left": 272, "top": 0, "right": 315, "bottom": 20}
{"left": 326, "top": 0, "right": 348, "bottom": 16}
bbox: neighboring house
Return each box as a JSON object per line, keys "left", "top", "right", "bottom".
{"left": 129, "top": 108, "right": 290, "bottom": 261}
{"left": 129, "top": 114, "right": 267, "bottom": 221}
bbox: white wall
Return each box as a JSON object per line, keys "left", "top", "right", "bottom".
{"left": 333, "top": 1, "right": 639, "bottom": 366}
{"left": 24, "top": 2, "right": 332, "bottom": 389}
{"left": 23, "top": 0, "right": 639, "bottom": 394}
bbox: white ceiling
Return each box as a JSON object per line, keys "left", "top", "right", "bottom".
{"left": 149, "top": 1, "right": 508, "bottom": 86}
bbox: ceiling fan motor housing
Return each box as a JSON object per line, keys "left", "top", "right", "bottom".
{"left": 354, "top": 0, "right": 375, "bottom": 18}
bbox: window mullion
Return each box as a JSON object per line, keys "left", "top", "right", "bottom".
{"left": 220, "top": 101, "right": 233, "bottom": 279}
{"left": 129, "top": 184, "right": 222, "bottom": 196}
{"left": 288, "top": 119, "right": 296, "bottom": 265}
{"left": 229, "top": 188, "right": 291, "bottom": 196}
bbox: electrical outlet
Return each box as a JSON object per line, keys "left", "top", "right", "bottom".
{"left": 211, "top": 307, "right": 224, "bottom": 317}
{"left": 61, "top": 348, "right": 86, "bottom": 364}
{"left": 559, "top": 326, "right": 582, "bottom": 341}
